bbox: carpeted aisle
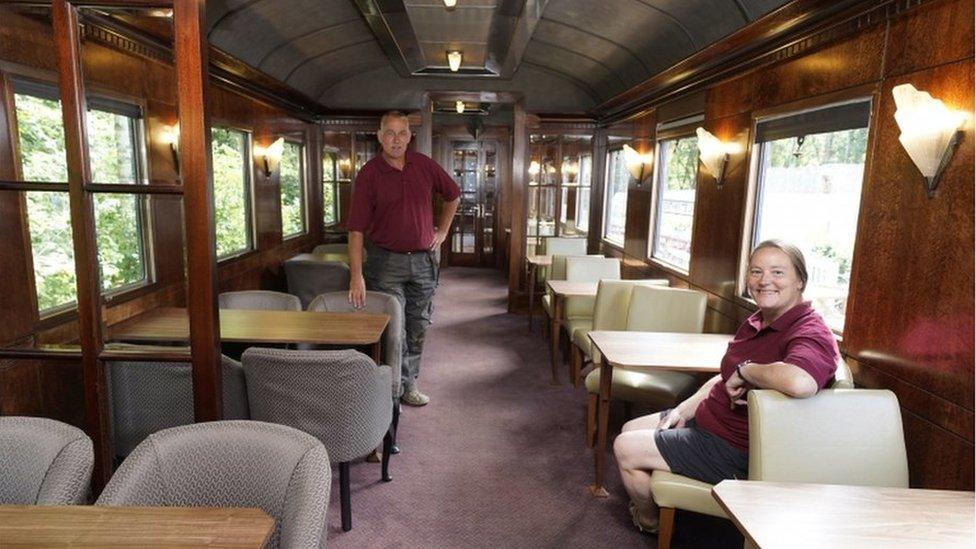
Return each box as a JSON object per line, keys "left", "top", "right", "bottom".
{"left": 326, "top": 267, "right": 741, "bottom": 548}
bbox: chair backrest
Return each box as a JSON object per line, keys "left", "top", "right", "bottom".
{"left": 549, "top": 254, "right": 602, "bottom": 281}
{"left": 592, "top": 279, "right": 670, "bottom": 331}
{"left": 307, "top": 290, "right": 403, "bottom": 400}
{"left": 242, "top": 348, "right": 392, "bottom": 463}
{"left": 625, "top": 285, "right": 706, "bottom": 333}
{"left": 97, "top": 420, "right": 330, "bottom": 549}
{"left": 543, "top": 237, "right": 587, "bottom": 257}
{"left": 0, "top": 416, "right": 93, "bottom": 505}
{"left": 748, "top": 389, "right": 909, "bottom": 488}
{"left": 565, "top": 256, "right": 621, "bottom": 283}
{"left": 283, "top": 259, "right": 351, "bottom": 308}
{"left": 218, "top": 290, "right": 301, "bottom": 311}
{"left": 312, "top": 243, "right": 347, "bottom": 254}
{"left": 105, "top": 355, "right": 249, "bottom": 458}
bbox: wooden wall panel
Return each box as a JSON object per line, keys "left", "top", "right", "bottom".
{"left": 844, "top": 59, "right": 974, "bottom": 411}
{"left": 883, "top": 0, "right": 974, "bottom": 78}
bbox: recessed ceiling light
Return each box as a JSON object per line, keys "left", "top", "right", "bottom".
{"left": 455, "top": 100, "right": 465, "bottom": 114}
{"left": 447, "top": 50, "right": 462, "bottom": 72}
{"left": 443, "top": 0, "right": 458, "bottom": 8}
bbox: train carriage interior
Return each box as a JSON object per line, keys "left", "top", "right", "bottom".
{"left": 0, "top": 0, "right": 973, "bottom": 547}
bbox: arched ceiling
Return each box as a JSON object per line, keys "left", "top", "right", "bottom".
{"left": 206, "top": 0, "right": 790, "bottom": 113}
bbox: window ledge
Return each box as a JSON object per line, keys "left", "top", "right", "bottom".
{"left": 647, "top": 257, "right": 690, "bottom": 278}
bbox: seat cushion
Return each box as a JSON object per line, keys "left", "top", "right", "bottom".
{"left": 563, "top": 318, "right": 592, "bottom": 341}
{"left": 585, "top": 368, "right": 698, "bottom": 409}
{"left": 649, "top": 471, "right": 727, "bottom": 518}
{"left": 564, "top": 295, "right": 595, "bottom": 320}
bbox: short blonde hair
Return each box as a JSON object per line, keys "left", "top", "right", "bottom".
{"left": 751, "top": 239, "right": 809, "bottom": 291}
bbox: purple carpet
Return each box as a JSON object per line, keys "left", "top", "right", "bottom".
{"left": 326, "top": 267, "right": 742, "bottom": 548}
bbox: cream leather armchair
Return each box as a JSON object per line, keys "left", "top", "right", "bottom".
{"left": 567, "top": 279, "right": 668, "bottom": 387}
{"left": 537, "top": 236, "right": 587, "bottom": 285}
{"left": 540, "top": 253, "right": 604, "bottom": 323}
{"left": 584, "top": 286, "right": 707, "bottom": 443}
{"left": 649, "top": 367, "right": 907, "bottom": 549}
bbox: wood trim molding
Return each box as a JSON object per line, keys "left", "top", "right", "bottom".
{"left": 591, "top": 0, "right": 941, "bottom": 123}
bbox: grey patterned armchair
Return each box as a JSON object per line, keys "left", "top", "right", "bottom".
{"left": 105, "top": 355, "right": 249, "bottom": 458}
{"left": 0, "top": 416, "right": 93, "bottom": 504}
{"left": 242, "top": 348, "right": 393, "bottom": 532}
{"left": 283, "top": 257, "right": 350, "bottom": 308}
{"left": 97, "top": 420, "right": 331, "bottom": 549}
{"left": 218, "top": 290, "right": 302, "bottom": 311}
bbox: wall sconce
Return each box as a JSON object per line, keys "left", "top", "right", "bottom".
{"left": 447, "top": 50, "right": 462, "bottom": 72}
{"left": 455, "top": 100, "right": 465, "bottom": 114}
{"left": 892, "top": 83, "right": 966, "bottom": 198}
{"left": 564, "top": 161, "right": 579, "bottom": 183}
{"left": 623, "top": 144, "right": 653, "bottom": 185}
{"left": 443, "top": 0, "right": 457, "bottom": 8}
{"left": 255, "top": 137, "right": 285, "bottom": 177}
{"left": 338, "top": 157, "right": 352, "bottom": 179}
{"left": 159, "top": 124, "right": 180, "bottom": 172}
{"left": 696, "top": 127, "right": 739, "bottom": 189}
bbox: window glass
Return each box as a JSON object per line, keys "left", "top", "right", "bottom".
{"left": 751, "top": 107, "right": 869, "bottom": 332}
{"left": 211, "top": 127, "right": 252, "bottom": 258}
{"left": 279, "top": 141, "right": 305, "bottom": 238}
{"left": 651, "top": 135, "right": 699, "bottom": 271}
{"left": 602, "top": 149, "right": 628, "bottom": 245}
{"left": 14, "top": 89, "right": 149, "bottom": 313}
{"left": 322, "top": 150, "right": 337, "bottom": 226}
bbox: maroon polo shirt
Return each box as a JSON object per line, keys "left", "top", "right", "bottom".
{"left": 347, "top": 150, "right": 460, "bottom": 252}
{"left": 694, "top": 302, "right": 839, "bottom": 451}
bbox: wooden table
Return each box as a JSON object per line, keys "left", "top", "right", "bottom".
{"left": 110, "top": 307, "right": 389, "bottom": 363}
{"left": 712, "top": 480, "right": 976, "bottom": 548}
{"left": 546, "top": 280, "right": 599, "bottom": 384}
{"left": 525, "top": 254, "right": 552, "bottom": 333}
{"left": 587, "top": 330, "right": 731, "bottom": 496}
{"left": 0, "top": 505, "right": 274, "bottom": 548}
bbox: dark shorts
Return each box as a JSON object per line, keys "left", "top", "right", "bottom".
{"left": 653, "top": 410, "right": 749, "bottom": 485}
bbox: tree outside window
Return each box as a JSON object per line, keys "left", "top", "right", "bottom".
{"left": 279, "top": 140, "right": 305, "bottom": 238}
{"left": 211, "top": 127, "right": 252, "bottom": 258}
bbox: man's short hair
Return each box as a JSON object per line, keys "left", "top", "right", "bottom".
{"left": 379, "top": 110, "right": 410, "bottom": 130}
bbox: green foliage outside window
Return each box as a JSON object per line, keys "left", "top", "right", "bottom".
{"left": 279, "top": 141, "right": 305, "bottom": 237}
{"left": 322, "top": 151, "right": 337, "bottom": 226}
{"left": 652, "top": 135, "right": 699, "bottom": 270}
{"left": 211, "top": 127, "right": 251, "bottom": 257}
{"left": 14, "top": 92, "right": 147, "bottom": 313}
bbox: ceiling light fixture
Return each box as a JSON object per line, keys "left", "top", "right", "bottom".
{"left": 455, "top": 100, "right": 465, "bottom": 114}
{"left": 443, "top": 0, "right": 458, "bottom": 7}
{"left": 447, "top": 50, "right": 462, "bottom": 72}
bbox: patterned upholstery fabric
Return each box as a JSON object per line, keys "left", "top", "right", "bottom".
{"left": 218, "top": 290, "right": 302, "bottom": 311}
{"left": 284, "top": 258, "right": 351, "bottom": 308}
{"left": 0, "top": 416, "right": 93, "bottom": 504}
{"left": 97, "top": 420, "right": 330, "bottom": 549}
{"left": 242, "top": 348, "right": 392, "bottom": 463}
{"left": 307, "top": 291, "right": 402, "bottom": 400}
{"left": 105, "top": 355, "right": 249, "bottom": 458}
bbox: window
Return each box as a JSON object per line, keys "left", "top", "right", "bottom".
{"left": 651, "top": 134, "right": 699, "bottom": 271}
{"left": 211, "top": 127, "right": 253, "bottom": 258}
{"left": 12, "top": 80, "right": 149, "bottom": 314}
{"left": 748, "top": 99, "right": 871, "bottom": 332}
{"left": 575, "top": 154, "right": 592, "bottom": 235}
{"left": 603, "top": 148, "right": 629, "bottom": 245}
{"left": 322, "top": 148, "right": 338, "bottom": 226}
{"left": 279, "top": 140, "right": 305, "bottom": 238}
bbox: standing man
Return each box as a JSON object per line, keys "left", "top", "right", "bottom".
{"left": 348, "top": 111, "right": 460, "bottom": 406}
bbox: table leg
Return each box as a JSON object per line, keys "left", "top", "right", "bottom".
{"left": 528, "top": 263, "right": 537, "bottom": 333}
{"left": 550, "top": 295, "right": 562, "bottom": 385}
{"left": 371, "top": 342, "right": 382, "bottom": 365}
{"left": 589, "top": 354, "right": 612, "bottom": 497}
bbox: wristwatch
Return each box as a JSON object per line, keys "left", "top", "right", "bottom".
{"left": 734, "top": 359, "right": 752, "bottom": 383}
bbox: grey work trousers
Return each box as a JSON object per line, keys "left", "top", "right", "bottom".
{"left": 364, "top": 245, "right": 439, "bottom": 393}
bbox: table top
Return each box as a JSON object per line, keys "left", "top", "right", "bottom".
{"left": 526, "top": 255, "right": 552, "bottom": 266}
{"left": 546, "top": 280, "right": 598, "bottom": 297}
{"left": 712, "top": 480, "right": 975, "bottom": 548}
{"left": 0, "top": 505, "right": 274, "bottom": 548}
{"left": 110, "top": 307, "right": 388, "bottom": 346}
{"left": 587, "top": 331, "right": 730, "bottom": 372}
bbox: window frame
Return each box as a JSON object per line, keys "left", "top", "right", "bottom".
{"left": 647, "top": 125, "right": 701, "bottom": 275}
{"left": 210, "top": 124, "right": 255, "bottom": 262}
{"left": 8, "top": 74, "right": 155, "bottom": 318}
{"left": 279, "top": 138, "right": 307, "bottom": 240}
{"left": 736, "top": 90, "right": 876, "bottom": 334}
{"left": 601, "top": 145, "right": 627, "bottom": 249}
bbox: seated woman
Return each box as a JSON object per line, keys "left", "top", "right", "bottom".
{"left": 613, "top": 239, "right": 839, "bottom": 533}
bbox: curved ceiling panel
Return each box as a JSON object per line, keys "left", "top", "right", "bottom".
{"left": 204, "top": 0, "right": 791, "bottom": 112}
